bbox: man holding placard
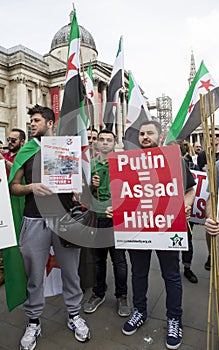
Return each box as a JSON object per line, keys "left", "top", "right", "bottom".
{"left": 9, "top": 105, "right": 90, "bottom": 350}
{"left": 120, "top": 121, "right": 195, "bottom": 349}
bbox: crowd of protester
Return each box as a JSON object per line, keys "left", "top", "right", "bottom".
{"left": 2, "top": 108, "right": 218, "bottom": 350}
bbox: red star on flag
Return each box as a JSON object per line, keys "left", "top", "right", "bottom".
{"left": 188, "top": 102, "right": 194, "bottom": 114}
{"left": 67, "top": 52, "right": 77, "bottom": 73}
{"left": 198, "top": 79, "right": 214, "bottom": 91}
{"left": 81, "top": 145, "right": 89, "bottom": 163}
{"left": 126, "top": 118, "right": 131, "bottom": 124}
{"left": 89, "top": 90, "right": 94, "bottom": 98}
{"left": 46, "top": 253, "right": 60, "bottom": 276}
{"left": 83, "top": 77, "right": 88, "bottom": 84}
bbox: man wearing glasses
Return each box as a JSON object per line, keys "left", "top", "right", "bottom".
{"left": 0, "top": 128, "right": 26, "bottom": 178}
{"left": 0, "top": 128, "right": 26, "bottom": 286}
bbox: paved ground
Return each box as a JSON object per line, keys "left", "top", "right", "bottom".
{"left": 0, "top": 224, "right": 218, "bottom": 350}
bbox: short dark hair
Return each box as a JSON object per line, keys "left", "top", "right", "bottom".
{"left": 87, "top": 127, "right": 98, "bottom": 134}
{"left": 98, "top": 129, "right": 117, "bottom": 140}
{"left": 11, "top": 128, "right": 26, "bottom": 141}
{"left": 28, "top": 104, "right": 55, "bottom": 123}
{"left": 139, "top": 120, "right": 162, "bottom": 135}
{"left": 167, "top": 139, "right": 186, "bottom": 156}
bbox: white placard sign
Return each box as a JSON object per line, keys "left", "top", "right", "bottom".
{"left": 189, "top": 170, "right": 209, "bottom": 224}
{"left": 41, "top": 136, "right": 82, "bottom": 193}
{"left": 0, "top": 159, "right": 17, "bottom": 248}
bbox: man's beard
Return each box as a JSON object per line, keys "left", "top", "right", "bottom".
{"left": 141, "top": 140, "right": 159, "bottom": 148}
{"left": 8, "top": 143, "right": 20, "bottom": 153}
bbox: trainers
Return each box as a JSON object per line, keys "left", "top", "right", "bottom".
{"left": 184, "top": 267, "right": 198, "bottom": 283}
{"left": 117, "top": 295, "right": 131, "bottom": 317}
{"left": 67, "top": 314, "right": 90, "bottom": 342}
{"left": 204, "top": 255, "right": 211, "bottom": 270}
{"left": 122, "top": 309, "right": 146, "bottom": 335}
{"left": 83, "top": 294, "right": 105, "bottom": 313}
{"left": 20, "top": 323, "right": 41, "bottom": 350}
{"left": 166, "top": 317, "right": 183, "bottom": 349}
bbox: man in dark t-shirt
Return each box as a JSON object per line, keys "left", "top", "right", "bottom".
{"left": 10, "top": 105, "right": 90, "bottom": 350}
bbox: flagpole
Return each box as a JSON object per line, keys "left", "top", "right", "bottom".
{"left": 200, "top": 92, "right": 219, "bottom": 350}
{"left": 79, "top": 51, "right": 100, "bottom": 202}
{"left": 80, "top": 53, "right": 95, "bottom": 149}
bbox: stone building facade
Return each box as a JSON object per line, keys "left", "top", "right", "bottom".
{"left": 0, "top": 11, "right": 131, "bottom": 147}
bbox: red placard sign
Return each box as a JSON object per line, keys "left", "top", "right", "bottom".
{"left": 108, "top": 145, "right": 188, "bottom": 250}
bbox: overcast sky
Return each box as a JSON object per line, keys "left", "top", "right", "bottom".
{"left": 1, "top": 0, "right": 219, "bottom": 119}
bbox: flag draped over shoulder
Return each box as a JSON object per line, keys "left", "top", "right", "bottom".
{"left": 123, "top": 71, "right": 151, "bottom": 150}
{"left": 2, "top": 139, "right": 40, "bottom": 311}
{"left": 57, "top": 9, "right": 90, "bottom": 185}
{"left": 103, "top": 36, "right": 124, "bottom": 131}
{"left": 165, "top": 61, "right": 219, "bottom": 144}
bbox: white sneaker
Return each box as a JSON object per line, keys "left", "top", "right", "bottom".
{"left": 20, "top": 323, "right": 41, "bottom": 350}
{"left": 67, "top": 315, "right": 90, "bottom": 342}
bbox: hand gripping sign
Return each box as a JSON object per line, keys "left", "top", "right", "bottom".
{"left": 108, "top": 145, "right": 188, "bottom": 250}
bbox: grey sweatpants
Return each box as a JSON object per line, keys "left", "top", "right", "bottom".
{"left": 19, "top": 216, "right": 82, "bottom": 319}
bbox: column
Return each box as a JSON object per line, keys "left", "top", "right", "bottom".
{"left": 101, "top": 84, "right": 107, "bottom": 128}
{"left": 93, "top": 80, "right": 99, "bottom": 128}
{"left": 16, "top": 76, "right": 27, "bottom": 131}
{"left": 36, "top": 81, "right": 42, "bottom": 105}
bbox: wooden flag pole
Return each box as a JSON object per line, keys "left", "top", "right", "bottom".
{"left": 200, "top": 92, "right": 219, "bottom": 350}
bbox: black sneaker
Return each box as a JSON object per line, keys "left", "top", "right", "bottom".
{"left": 204, "top": 255, "right": 211, "bottom": 270}
{"left": 122, "top": 309, "right": 146, "bottom": 335}
{"left": 166, "top": 317, "right": 183, "bottom": 349}
{"left": 184, "top": 267, "right": 198, "bottom": 283}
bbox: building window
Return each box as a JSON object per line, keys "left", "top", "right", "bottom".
{"left": 0, "top": 87, "right": 5, "bottom": 103}
{"left": 42, "top": 93, "right": 47, "bottom": 106}
{"left": 0, "top": 125, "right": 6, "bottom": 144}
{"left": 27, "top": 89, "right": 33, "bottom": 105}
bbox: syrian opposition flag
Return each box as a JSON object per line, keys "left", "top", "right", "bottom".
{"left": 103, "top": 36, "right": 124, "bottom": 130}
{"left": 3, "top": 139, "right": 40, "bottom": 311}
{"left": 44, "top": 247, "right": 62, "bottom": 297}
{"left": 123, "top": 71, "right": 151, "bottom": 150}
{"left": 57, "top": 9, "right": 82, "bottom": 136}
{"left": 165, "top": 61, "right": 219, "bottom": 144}
{"left": 83, "top": 62, "right": 94, "bottom": 126}
{"left": 57, "top": 9, "right": 90, "bottom": 185}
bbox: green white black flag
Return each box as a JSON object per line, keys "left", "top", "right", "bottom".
{"left": 165, "top": 61, "right": 219, "bottom": 144}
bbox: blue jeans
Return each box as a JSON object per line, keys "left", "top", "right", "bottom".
{"left": 129, "top": 249, "right": 182, "bottom": 319}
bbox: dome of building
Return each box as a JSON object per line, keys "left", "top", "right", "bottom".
{"left": 50, "top": 23, "right": 97, "bottom": 52}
